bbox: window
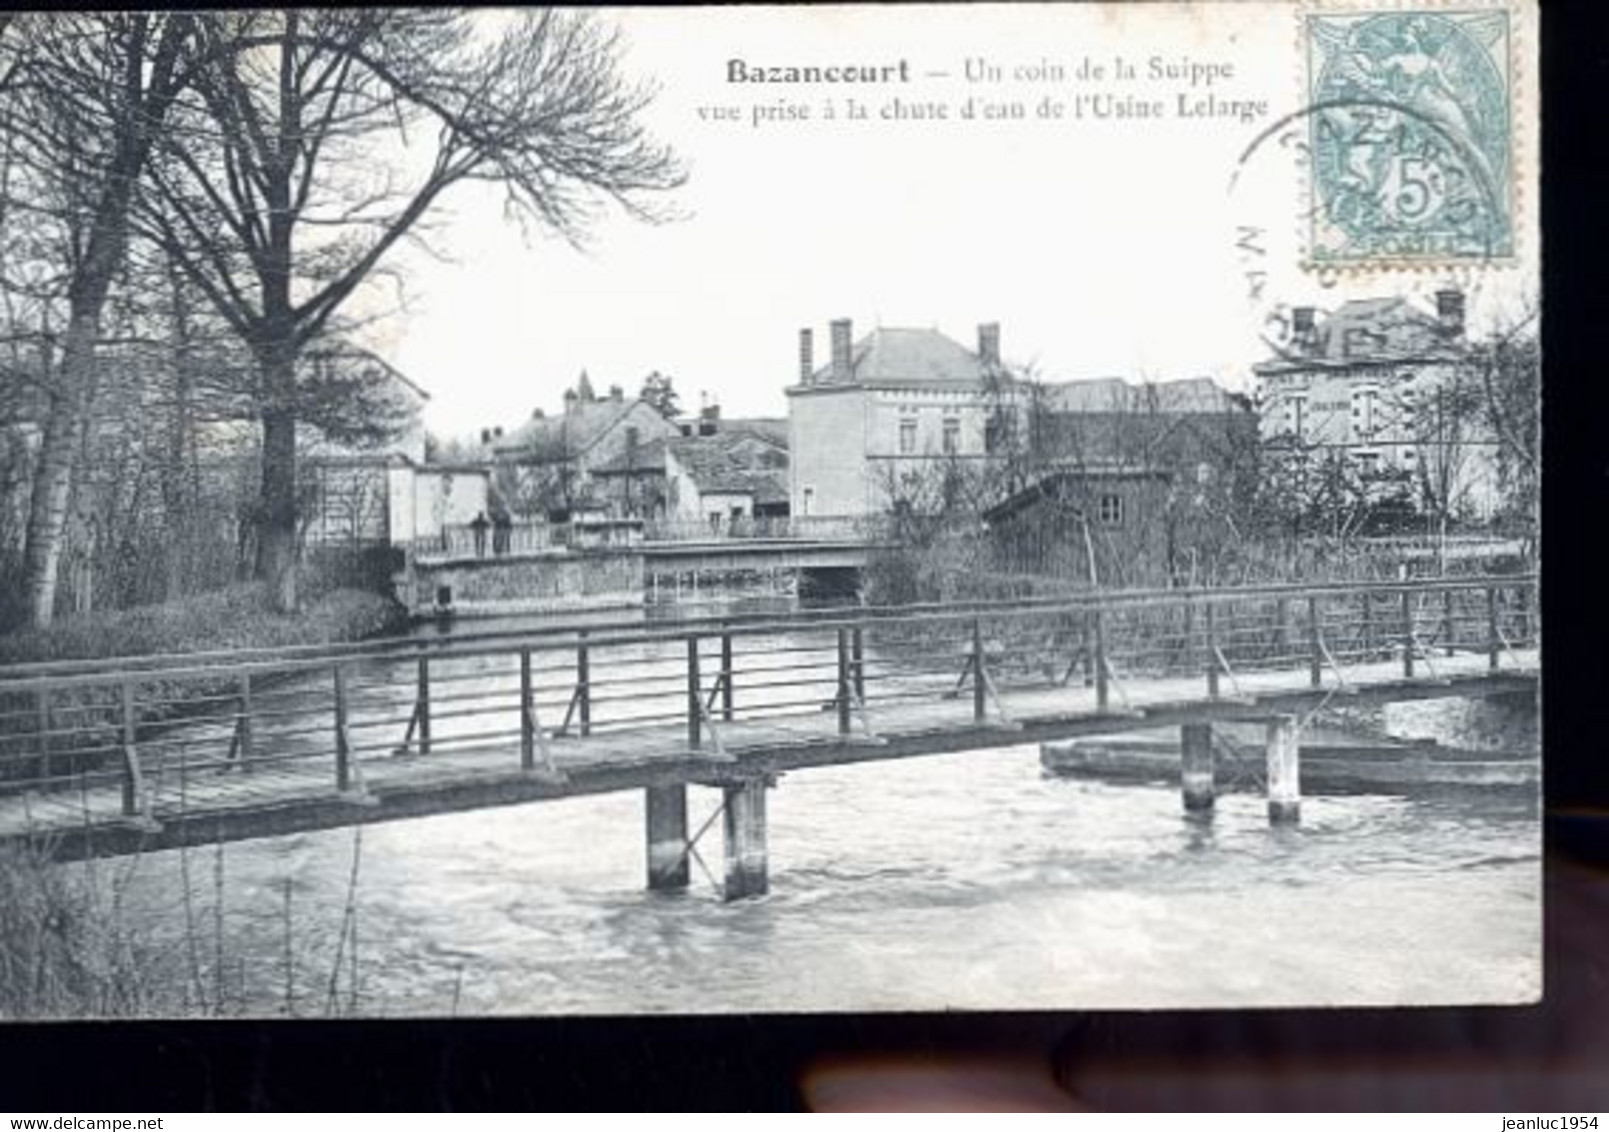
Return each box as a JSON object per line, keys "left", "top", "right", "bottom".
{"left": 898, "top": 418, "right": 917, "bottom": 455}
{"left": 942, "top": 417, "right": 960, "bottom": 455}
{"left": 1351, "top": 387, "right": 1379, "bottom": 440}
{"left": 801, "top": 487, "right": 814, "bottom": 516}
{"left": 1288, "top": 392, "right": 1308, "bottom": 439}
{"left": 1098, "top": 493, "right": 1123, "bottom": 526}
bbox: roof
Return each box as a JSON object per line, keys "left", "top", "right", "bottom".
{"left": 983, "top": 466, "right": 1171, "bottom": 525}
{"left": 720, "top": 417, "right": 789, "bottom": 446}
{"left": 591, "top": 436, "right": 669, "bottom": 476}
{"left": 493, "top": 398, "right": 645, "bottom": 462}
{"left": 667, "top": 432, "right": 789, "bottom": 505}
{"left": 1256, "top": 296, "right": 1465, "bottom": 373}
{"left": 808, "top": 327, "right": 1004, "bottom": 386}
{"left": 305, "top": 343, "right": 430, "bottom": 401}
{"left": 1044, "top": 376, "right": 1247, "bottom": 414}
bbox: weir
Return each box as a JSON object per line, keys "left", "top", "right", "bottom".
{"left": 0, "top": 576, "right": 1539, "bottom": 898}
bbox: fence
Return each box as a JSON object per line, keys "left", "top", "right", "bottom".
{"left": 643, "top": 515, "right": 881, "bottom": 543}
{"left": 0, "top": 576, "right": 1538, "bottom": 824}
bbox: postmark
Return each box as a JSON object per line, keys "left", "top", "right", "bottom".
{"left": 1303, "top": 8, "right": 1513, "bottom": 268}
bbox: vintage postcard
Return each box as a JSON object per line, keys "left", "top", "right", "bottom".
{"left": 0, "top": 1, "right": 1538, "bottom": 1019}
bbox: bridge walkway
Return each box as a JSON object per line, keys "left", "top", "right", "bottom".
{"left": 0, "top": 576, "right": 1538, "bottom": 869}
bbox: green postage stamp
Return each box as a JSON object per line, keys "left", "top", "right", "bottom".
{"left": 1305, "top": 8, "right": 1514, "bottom": 266}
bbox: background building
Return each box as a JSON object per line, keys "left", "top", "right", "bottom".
{"left": 1252, "top": 288, "right": 1502, "bottom": 524}
{"left": 489, "top": 376, "right": 679, "bottom": 522}
{"left": 787, "top": 318, "right": 1017, "bottom": 517}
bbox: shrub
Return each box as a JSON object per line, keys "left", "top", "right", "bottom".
{"left": 0, "top": 584, "right": 409, "bottom": 785}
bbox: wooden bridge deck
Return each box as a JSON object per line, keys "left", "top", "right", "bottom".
{"left": 0, "top": 577, "right": 1539, "bottom": 860}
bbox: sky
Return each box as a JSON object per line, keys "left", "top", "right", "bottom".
{"left": 359, "top": 5, "right": 1538, "bottom": 440}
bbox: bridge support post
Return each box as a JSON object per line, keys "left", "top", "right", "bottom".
{"left": 416, "top": 657, "right": 431, "bottom": 755}
{"left": 577, "top": 631, "right": 591, "bottom": 737}
{"left": 1487, "top": 586, "right": 1500, "bottom": 671}
{"left": 721, "top": 633, "right": 735, "bottom": 722}
{"left": 1181, "top": 722, "right": 1214, "bottom": 813}
{"left": 1401, "top": 589, "right": 1416, "bottom": 679}
{"left": 1204, "top": 601, "right": 1220, "bottom": 699}
{"left": 645, "top": 783, "right": 690, "bottom": 892}
{"left": 686, "top": 636, "right": 702, "bottom": 749}
{"left": 1308, "top": 595, "right": 1323, "bottom": 688}
{"left": 1265, "top": 713, "right": 1301, "bottom": 825}
{"left": 722, "top": 778, "right": 769, "bottom": 901}
{"left": 1093, "top": 610, "right": 1109, "bottom": 710}
{"left": 837, "top": 628, "right": 853, "bottom": 734}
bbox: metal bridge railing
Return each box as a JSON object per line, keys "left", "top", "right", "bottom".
{"left": 0, "top": 575, "right": 1538, "bottom": 830}
{"left": 642, "top": 515, "right": 880, "bottom": 543}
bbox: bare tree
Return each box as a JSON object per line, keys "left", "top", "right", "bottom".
{"left": 0, "top": 14, "right": 199, "bottom": 626}
{"left": 142, "top": 10, "right": 683, "bottom": 611}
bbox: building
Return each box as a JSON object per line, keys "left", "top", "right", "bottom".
{"left": 983, "top": 376, "right": 1258, "bottom": 587}
{"left": 983, "top": 466, "right": 1176, "bottom": 588}
{"left": 787, "top": 318, "right": 1020, "bottom": 517}
{"left": 1037, "top": 376, "right": 1257, "bottom": 484}
{"left": 1251, "top": 288, "right": 1502, "bottom": 522}
{"left": 287, "top": 345, "right": 474, "bottom": 553}
{"left": 664, "top": 426, "right": 789, "bottom": 530}
{"left": 591, "top": 412, "right": 790, "bottom": 527}
{"left": 489, "top": 376, "right": 680, "bottom": 522}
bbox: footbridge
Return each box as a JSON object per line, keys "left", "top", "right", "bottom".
{"left": 0, "top": 576, "right": 1538, "bottom": 898}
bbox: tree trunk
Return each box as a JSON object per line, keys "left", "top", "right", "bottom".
{"left": 162, "top": 266, "right": 194, "bottom": 601}
{"left": 16, "top": 15, "right": 177, "bottom": 626}
{"left": 20, "top": 310, "right": 98, "bottom": 628}
{"left": 257, "top": 360, "right": 298, "bottom": 614}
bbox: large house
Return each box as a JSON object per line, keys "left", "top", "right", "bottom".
{"left": 489, "top": 376, "right": 680, "bottom": 521}
{"left": 1251, "top": 288, "right": 1502, "bottom": 521}
{"left": 786, "top": 318, "right": 1020, "bottom": 517}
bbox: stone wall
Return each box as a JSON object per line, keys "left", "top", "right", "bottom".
{"left": 408, "top": 549, "right": 644, "bottom": 615}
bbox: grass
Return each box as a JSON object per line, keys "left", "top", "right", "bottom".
{"left": 0, "top": 583, "right": 406, "bottom": 669}
{"left": 0, "top": 827, "right": 372, "bottom": 1020}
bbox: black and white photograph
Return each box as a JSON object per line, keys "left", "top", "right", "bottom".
{"left": 0, "top": 2, "right": 1540, "bottom": 1020}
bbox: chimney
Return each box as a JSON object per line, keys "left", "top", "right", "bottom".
{"left": 830, "top": 318, "right": 853, "bottom": 383}
{"left": 798, "top": 328, "right": 814, "bottom": 386}
{"left": 609, "top": 384, "right": 624, "bottom": 402}
{"left": 977, "top": 322, "right": 1000, "bottom": 369}
{"left": 480, "top": 428, "right": 492, "bottom": 446}
{"left": 563, "top": 388, "right": 578, "bottom": 413}
{"left": 1291, "top": 306, "right": 1316, "bottom": 350}
{"left": 1435, "top": 288, "right": 1465, "bottom": 338}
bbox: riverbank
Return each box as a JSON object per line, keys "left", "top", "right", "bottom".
{"left": 0, "top": 584, "right": 408, "bottom": 787}
{"left": 0, "top": 583, "right": 406, "bottom": 669}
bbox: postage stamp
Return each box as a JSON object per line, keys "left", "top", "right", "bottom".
{"left": 1303, "top": 8, "right": 1514, "bottom": 267}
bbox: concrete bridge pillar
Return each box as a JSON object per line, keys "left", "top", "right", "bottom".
{"left": 1265, "top": 714, "right": 1301, "bottom": 825}
{"left": 722, "top": 778, "right": 769, "bottom": 900}
{"left": 645, "top": 783, "right": 690, "bottom": 892}
{"left": 1181, "top": 722, "right": 1215, "bottom": 813}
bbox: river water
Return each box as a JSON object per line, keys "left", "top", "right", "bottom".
{"left": 108, "top": 599, "right": 1541, "bottom": 1016}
